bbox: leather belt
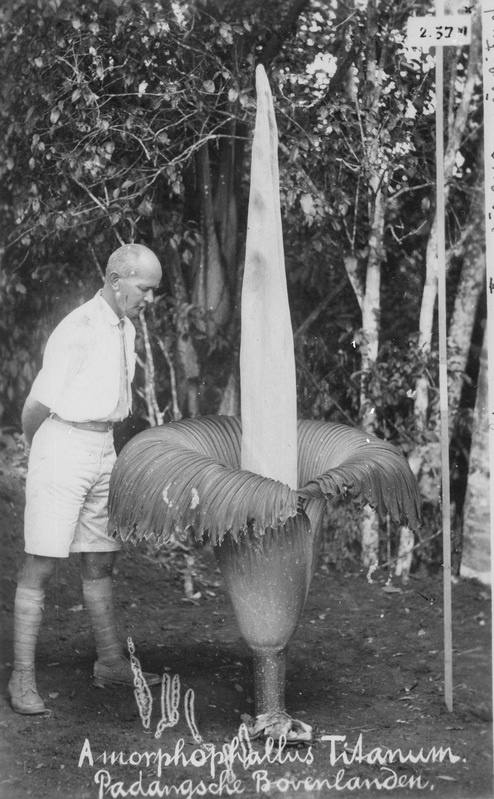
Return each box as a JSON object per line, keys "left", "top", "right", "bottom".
{"left": 51, "top": 413, "right": 114, "bottom": 433}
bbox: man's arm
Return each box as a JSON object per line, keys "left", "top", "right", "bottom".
{"left": 22, "top": 397, "right": 50, "bottom": 446}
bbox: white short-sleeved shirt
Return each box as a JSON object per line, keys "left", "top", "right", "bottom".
{"left": 29, "top": 291, "right": 136, "bottom": 423}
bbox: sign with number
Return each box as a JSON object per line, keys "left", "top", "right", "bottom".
{"left": 407, "top": 15, "right": 472, "bottom": 47}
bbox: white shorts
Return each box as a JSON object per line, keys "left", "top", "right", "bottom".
{"left": 24, "top": 417, "right": 121, "bottom": 558}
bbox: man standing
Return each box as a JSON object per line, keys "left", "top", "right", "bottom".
{"left": 8, "top": 243, "right": 163, "bottom": 714}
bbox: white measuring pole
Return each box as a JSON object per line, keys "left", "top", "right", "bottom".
{"left": 407, "top": 5, "right": 471, "bottom": 714}
{"left": 434, "top": 0, "right": 453, "bottom": 714}
{"left": 481, "top": 0, "right": 494, "bottom": 738}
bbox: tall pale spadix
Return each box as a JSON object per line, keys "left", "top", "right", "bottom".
{"left": 240, "top": 64, "right": 297, "bottom": 490}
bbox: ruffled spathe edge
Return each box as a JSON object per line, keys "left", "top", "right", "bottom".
{"left": 108, "top": 415, "right": 421, "bottom": 547}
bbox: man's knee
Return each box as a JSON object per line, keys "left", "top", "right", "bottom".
{"left": 80, "top": 551, "right": 117, "bottom": 580}
{"left": 18, "top": 554, "right": 57, "bottom": 588}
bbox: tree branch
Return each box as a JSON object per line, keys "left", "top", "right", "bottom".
{"left": 259, "top": 0, "right": 310, "bottom": 67}
{"left": 69, "top": 176, "right": 125, "bottom": 245}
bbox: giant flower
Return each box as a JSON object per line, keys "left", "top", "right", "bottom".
{"left": 109, "top": 66, "right": 420, "bottom": 744}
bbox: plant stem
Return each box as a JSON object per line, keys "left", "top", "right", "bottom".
{"left": 253, "top": 648, "right": 287, "bottom": 716}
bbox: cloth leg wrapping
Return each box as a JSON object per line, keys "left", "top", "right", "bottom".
{"left": 82, "top": 576, "right": 122, "bottom": 664}
{"left": 13, "top": 586, "right": 45, "bottom": 672}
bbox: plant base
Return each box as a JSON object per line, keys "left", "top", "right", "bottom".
{"left": 242, "top": 709, "right": 312, "bottom": 745}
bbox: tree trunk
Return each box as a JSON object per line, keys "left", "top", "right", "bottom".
{"left": 359, "top": 188, "right": 385, "bottom": 567}
{"left": 414, "top": 216, "right": 438, "bottom": 434}
{"left": 447, "top": 171, "right": 485, "bottom": 435}
{"left": 460, "top": 331, "right": 490, "bottom": 584}
{"left": 168, "top": 243, "right": 202, "bottom": 417}
{"left": 213, "top": 130, "right": 238, "bottom": 288}
{"left": 357, "top": 0, "right": 387, "bottom": 568}
{"left": 399, "top": 186, "right": 484, "bottom": 578}
{"left": 192, "top": 144, "right": 230, "bottom": 339}
{"left": 214, "top": 127, "right": 242, "bottom": 417}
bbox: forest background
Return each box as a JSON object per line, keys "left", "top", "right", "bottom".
{"left": 0, "top": 0, "right": 488, "bottom": 580}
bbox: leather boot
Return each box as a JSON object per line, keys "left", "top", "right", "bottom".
{"left": 8, "top": 668, "right": 47, "bottom": 715}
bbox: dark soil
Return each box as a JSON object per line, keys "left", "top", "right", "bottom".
{"left": 0, "top": 443, "right": 492, "bottom": 799}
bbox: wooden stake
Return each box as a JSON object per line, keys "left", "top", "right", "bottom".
{"left": 481, "top": 0, "right": 494, "bottom": 744}
{"left": 435, "top": 0, "right": 453, "bottom": 713}
{"left": 408, "top": 0, "right": 472, "bottom": 717}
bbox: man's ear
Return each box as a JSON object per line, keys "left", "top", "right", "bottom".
{"left": 109, "top": 271, "right": 120, "bottom": 291}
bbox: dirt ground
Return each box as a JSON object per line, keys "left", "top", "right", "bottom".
{"left": 0, "top": 440, "right": 492, "bottom": 799}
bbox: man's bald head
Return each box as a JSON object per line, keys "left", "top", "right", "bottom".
{"left": 102, "top": 243, "right": 162, "bottom": 318}
{"left": 106, "top": 243, "right": 161, "bottom": 280}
